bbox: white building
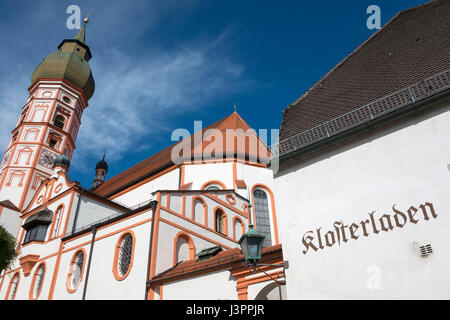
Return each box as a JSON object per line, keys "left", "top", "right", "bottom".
{"left": 272, "top": 0, "right": 450, "bottom": 299}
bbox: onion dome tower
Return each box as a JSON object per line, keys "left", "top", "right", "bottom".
{"left": 0, "top": 18, "right": 95, "bottom": 211}
{"left": 31, "top": 19, "right": 95, "bottom": 100}
{"left": 91, "top": 154, "right": 108, "bottom": 189}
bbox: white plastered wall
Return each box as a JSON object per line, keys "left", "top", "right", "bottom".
{"left": 161, "top": 270, "right": 238, "bottom": 300}
{"left": 111, "top": 168, "right": 179, "bottom": 207}
{"left": 274, "top": 102, "right": 450, "bottom": 299}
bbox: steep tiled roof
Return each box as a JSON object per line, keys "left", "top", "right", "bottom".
{"left": 93, "top": 112, "right": 270, "bottom": 197}
{"left": 279, "top": 0, "right": 450, "bottom": 141}
{"left": 150, "top": 244, "right": 282, "bottom": 285}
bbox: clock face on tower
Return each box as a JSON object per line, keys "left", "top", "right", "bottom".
{"left": 0, "top": 151, "right": 11, "bottom": 171}
{"left": 38, "top": 150, "right": 57, "bottom": 169}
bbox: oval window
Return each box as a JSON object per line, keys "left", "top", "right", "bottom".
{"left": 7, "top": 273, "right": 20, "bottom": 300}
{"left": 67, "top": 250, "right": 85, "bottom": 293}
{"left": 31, "top": 263, "right": 45, "bottom": 299}
{"left": 114, "top": 232, "right": 135, "bottom": 280}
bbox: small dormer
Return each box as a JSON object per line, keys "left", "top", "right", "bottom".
{"left": 196, "top": 245, "right": 223, "bottom": 262}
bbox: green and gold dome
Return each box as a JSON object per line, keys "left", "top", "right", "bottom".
{"left": 31, "top": 23, "right": 95, "bottom": 100}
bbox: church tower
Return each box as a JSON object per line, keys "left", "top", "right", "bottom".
{"left": 0, "top": 20, "right": 95, "bottom": 211}
{"left": 91, "top": 154, "right": 108, "bottom": 189}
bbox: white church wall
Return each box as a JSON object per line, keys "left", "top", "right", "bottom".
{"left": 66, "top": 195, "right": 125, "bottom": 234}
{"left": 84, "top": 219, "right": 151, "bottom": 300}
{"left": 54, "top": 209, "right": 152, "bottom": 300}
{"left": 111, "top": 168, "right": 179, "bottom": 208}
{"left": 184, "top": 162, "right": 233, "bottom": 190}
{"left": 274, "top": 103, "right": 450, "bottom": 299}
{"left": 161, "top": 269, "right": 238, "bottom": 300}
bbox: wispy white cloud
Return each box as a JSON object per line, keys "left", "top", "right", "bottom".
{"left": 0, "top": 1, "right": 255, "bottom": 184}
{"left": 72, "top": 29, "right": 255, "bottom": 173}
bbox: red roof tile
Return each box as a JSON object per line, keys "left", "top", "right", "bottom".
{"left": 279, "top": 0, "right": 450, "bottom": 141}
{"left": 150, "top": 244, "right": 282, "bottom": 285}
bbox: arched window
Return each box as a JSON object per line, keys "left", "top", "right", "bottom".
{"left": 113, "top": 232, "right": 135, "bottom": 280}
{"left": 54, "top": 115, "right": 65, "bottom": 129}
{"left": 51, "top": 206, "right": 63, "bottom": 238}
{"left": 6, "top": 272, "right": 20, "bottom": 300}
{"left": 192, "top": 197, "right": 206, "bottom": 225}
{"left": 233, "top": 217, "right": 244, "bottom": 241}
{"left": 173, "top": 232, "right": 195, "bottom": 265}
{"left": 30, "top": 263, "right": 45, "bottom": 299}
{"left": 67, "top": 250, "right": 85, "bottom": 292}
{"left": 215, "top": 208, "right": 226, "bottom": 235}
{"left": 253, "top": 189, "right": 272, "bottom": 247}
{"left": 201, "top": 180, "right": 226, "bottom": 190}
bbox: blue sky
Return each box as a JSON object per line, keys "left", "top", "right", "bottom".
{"left": 0, "top": 0, "right": 429, "bottom": 188}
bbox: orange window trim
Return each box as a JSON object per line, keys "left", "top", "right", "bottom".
{"left": 112, "top": 230, "right": 136, "bottom": 281}
{"left": 191, "top": 195, "right": 208, "bottom": 226}
{"left": 172, "top": 231, "right": 196, "bottom": 266}
{"left": 203, "top": 193, "right": 248, "bottom": 218}
{"left": 29, "top": 262, "right": 46, "bottom": 300}
{"left": 251, "top": 184, "right": 279, "bottom": 245}
{"left": 232, "top": 216, "right": 245, "bottom": 241}
{"left": 201, "top": 179, "right": 227, "bottom": 190}
{"left": 66, "top": 248, "right": 87, "bottom": 293}
{"left": 225, "top": 193, "right": 236, "bottom": 205}
{"left": 161, "top": 205, "right": 237, "bottom": 244}
{"left": 48, "top": 204, "right": 65, "bottom": 240}
{"left": 213, "top": 206, "right": 228, "bottom": 237}
{"left": 4, "top": 272, "right": 21, "bottom": 300}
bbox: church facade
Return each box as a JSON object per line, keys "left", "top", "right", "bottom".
{"left": 1, "top": 0, "right": 449, "bottom": 300}
{"left": 0, "top": 22, "right": 284, "bottom": 300}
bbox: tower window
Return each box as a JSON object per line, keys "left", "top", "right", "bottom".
{"left": 49, "top": 139, "right": 57, "bottom": 149}
{"left": 54, "top": 115, "right": 65, "bottom": 129}
{"left": 62, "top": 96, "right": 71, "bottom": 104}
{"left": 215, "top": 209, "right": 225, "bottom": 234}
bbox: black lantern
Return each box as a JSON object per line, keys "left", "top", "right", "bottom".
{"left": 239, "top": 205, "right": 265, "bottom": 264}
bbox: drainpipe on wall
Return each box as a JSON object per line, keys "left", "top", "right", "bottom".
{"left": 144, "top": 200, "right": 158, "bottom": 300}
{"left": 71, "top": 190, "right": 84, "bottom": 235}
{"left": 82, "top": 224, "right": 97, "bottom": 300}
